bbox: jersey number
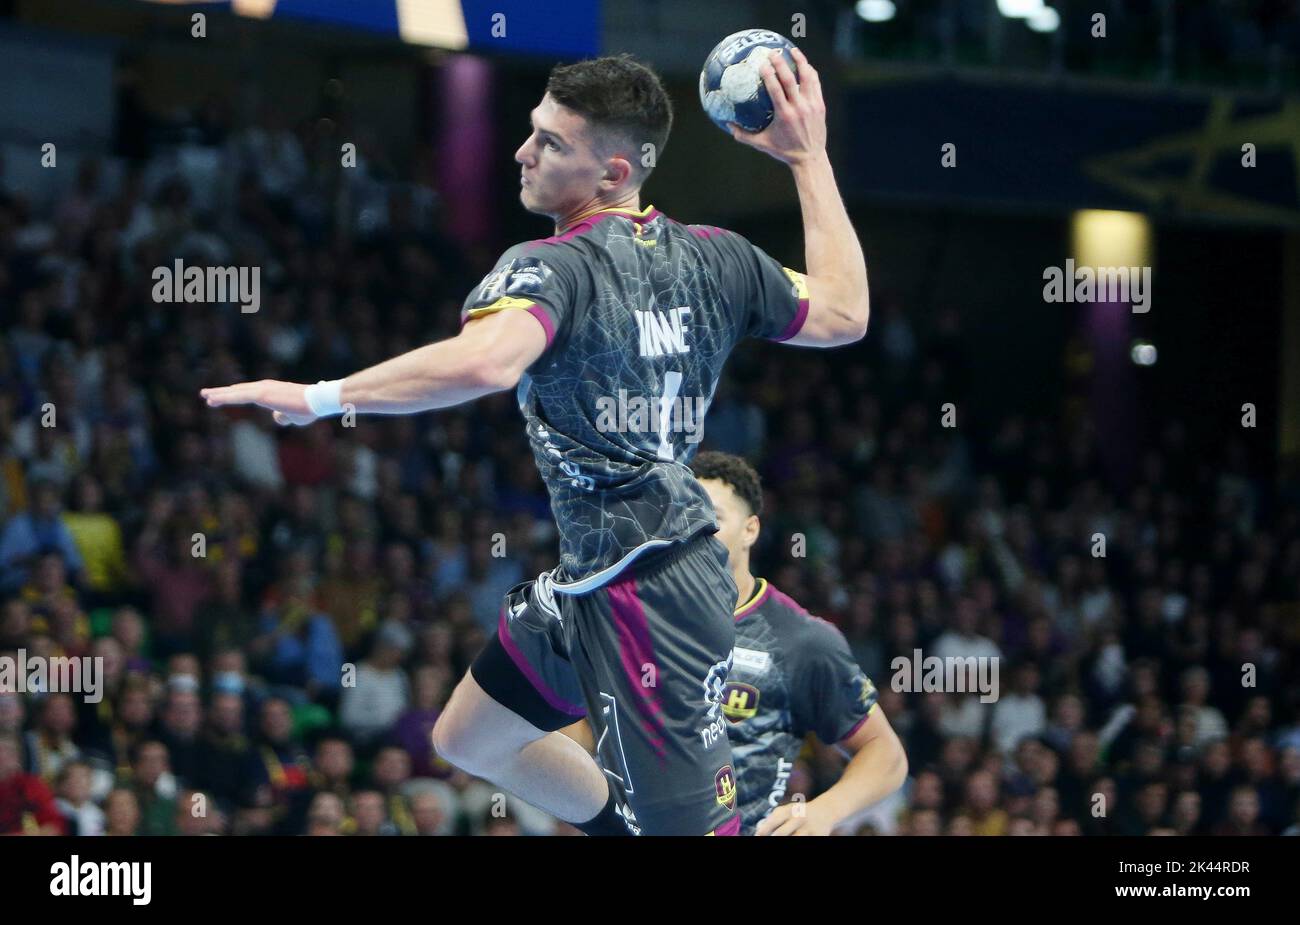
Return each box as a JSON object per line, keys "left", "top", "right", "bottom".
{"left": 596, "top": 692, "right": 634, "bottom": 795}
{"left": 655, "top": 371, "right": 683, "bottom": 462}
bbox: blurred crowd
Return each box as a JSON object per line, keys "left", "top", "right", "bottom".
{"left": 847, "top": 0, "right": 1300, "bottom": 89}
{"left": 711, "top": 298, "right": 1300, "bottom": 835}
{"left": 1, "top": 94, "right": 1298, "bottom": 837}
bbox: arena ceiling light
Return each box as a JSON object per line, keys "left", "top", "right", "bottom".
{"left": 996, "top": 0, "right": 1044, "bottom": 18}
{"left": 231, "top": 0, "right": 276, "bottom": 17}
{"left": 854, "top": 0, "right": 897, "bottom": 23}
{"left": 395, "top": 0, "right": 468, "bottom": 49}
{"left": 1130, "top": 341, "right": 1158, "bottom": 366}
{"left": 1026, "top": 6, "right": 1061, "bottom": 32}
{"left": 1071, "top": 209, "right": 1151, "bottom": 270}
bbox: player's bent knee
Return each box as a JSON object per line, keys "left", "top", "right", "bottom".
{"left": 431, "top": 679, "right": 491, "bottom": 772}
{"left": 431, "top": 670, "right": 542, "bottom": 775}
{"left": 429, "top": 711, "right": 465, "bottom": 769}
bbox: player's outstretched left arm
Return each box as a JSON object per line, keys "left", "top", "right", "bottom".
{"left": 200, "top": 310, "right": 548, "bottom": 424}
{"left": 756, "top": 707, "right": 907, "bottom": 836}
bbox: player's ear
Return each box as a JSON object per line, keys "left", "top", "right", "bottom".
{"left": 601, "top": 154, "right": 633, "bottom": 191}
{"left": 744, "top": 514, "right": 761, "bottom": 551}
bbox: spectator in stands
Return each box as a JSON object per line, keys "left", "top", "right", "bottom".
{"left": 304, "top": 791, "right": 344, "bottom": 836}
{"left": 0, "top": 735, "right": 66, "bottom": 834}
{"left": 247, "top": 697, "right": 311, "bottom": 827}
{"left": 61, "top": 474, "right": 129, "bottom": 604}
{"left": 408, "top": 783, "right": 454, "bottom": 836}
{"left": 196, "top": 689, "right": 254, "bottom": 809}
{"left": 102, "top": 787, "right": 141, "bottom": 837}
{"left": 392, "top": 663, "right": 449, "bottom": 779}
{"left": 338, "top": 621, "right": 411, "bottom": 749}
{"left": 55, "top": 759, "right": 105, "bottom": 836}
{"left": 157, "top": 679, "right": 205, "bottom": 785}
{"left": 0, "top": 480, "right": 83, "bottom": 594}
{"left": 128, "top": 740, "right": 177, "bottom": 836}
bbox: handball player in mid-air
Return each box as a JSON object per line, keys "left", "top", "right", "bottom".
{"left": 201, "top": 46, "right": 870, "bottom": 835}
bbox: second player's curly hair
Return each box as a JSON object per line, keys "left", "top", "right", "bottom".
{"left": 691, "top": 451, "right": 763, "bottom": 517}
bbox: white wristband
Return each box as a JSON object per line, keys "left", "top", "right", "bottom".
{"left": 303, "top": 379, "right": 345, "bottom": 417}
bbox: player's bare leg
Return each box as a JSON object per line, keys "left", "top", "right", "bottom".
{"left": 559, "top": 719, "right": 597, "bottom": 755}
{"left": 432, "top": 671, "right": 608, "bottom": 824}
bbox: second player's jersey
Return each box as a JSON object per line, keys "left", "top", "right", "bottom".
{"left": 460, "top": 205, "right": 809, "bottom": 591}
{"left": 723, "top": 578, "right": 879, "bottom": 835}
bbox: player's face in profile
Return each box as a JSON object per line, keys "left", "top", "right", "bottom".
{"left": 515, "top": 94, "right": 607, "bottom": 219}
{"left": 700, "top": 478, "right": 757, "bottom": 569}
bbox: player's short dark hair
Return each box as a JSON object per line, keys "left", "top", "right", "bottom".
{"left": 692, "top": 451, "right": 763, "bottom": 518}
{"left": 546, "top": 54, "right": 673, "bottom": 180}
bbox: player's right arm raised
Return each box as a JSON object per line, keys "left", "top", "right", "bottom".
{"left": 731, "top": 47, "right": 870, "bottom": 348}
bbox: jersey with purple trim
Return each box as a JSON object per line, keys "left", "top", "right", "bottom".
{"left": 460, "top": 206, "right": 809, "bottom": 588}
{"left": 724, "top": 578, "right": 879, "bottom": 835}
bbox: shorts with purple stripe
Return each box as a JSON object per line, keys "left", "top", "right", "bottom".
{"left": 471, "top": 579, "right": 587, "bottom": 730}
{"left": 470, "top": 531, "right": 742, "bottom": 836}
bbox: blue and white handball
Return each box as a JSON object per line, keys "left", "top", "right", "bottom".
{"left": 699, "top": 29, "right": 798, "bottom": 134}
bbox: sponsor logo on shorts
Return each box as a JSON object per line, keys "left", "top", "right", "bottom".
{"left": 721, "top": 682, "right": 759, "bottom": 722}
{"left": 506, "top": 599, "right": 527, "bottom": 624}
{"left": 615, "top": 801, "right": 641, "bottom": 836}
{"left": 699, "top": 656, "right": 732, "bottom": 749}
{"left": 533, "top": 572, "right": 560, "bottom": 622}
{"left": 715, "top": 765, "right": 737, "bottom": 810}
{"left": 701, "top": 715, "right": 727, "bottom": 749}
{"left": 703, "top": 656, "right": 730, "bottom": 719}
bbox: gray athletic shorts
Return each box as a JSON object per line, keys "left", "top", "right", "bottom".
{"left": 471, "top": 531, "right": 742, "bottom": 836}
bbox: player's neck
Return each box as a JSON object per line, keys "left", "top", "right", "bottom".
{"left": 555, "top": 192, "right": 643, "bottom": 234}
{"left": 734, "top": 570, "right": 756, "bottom": 609}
